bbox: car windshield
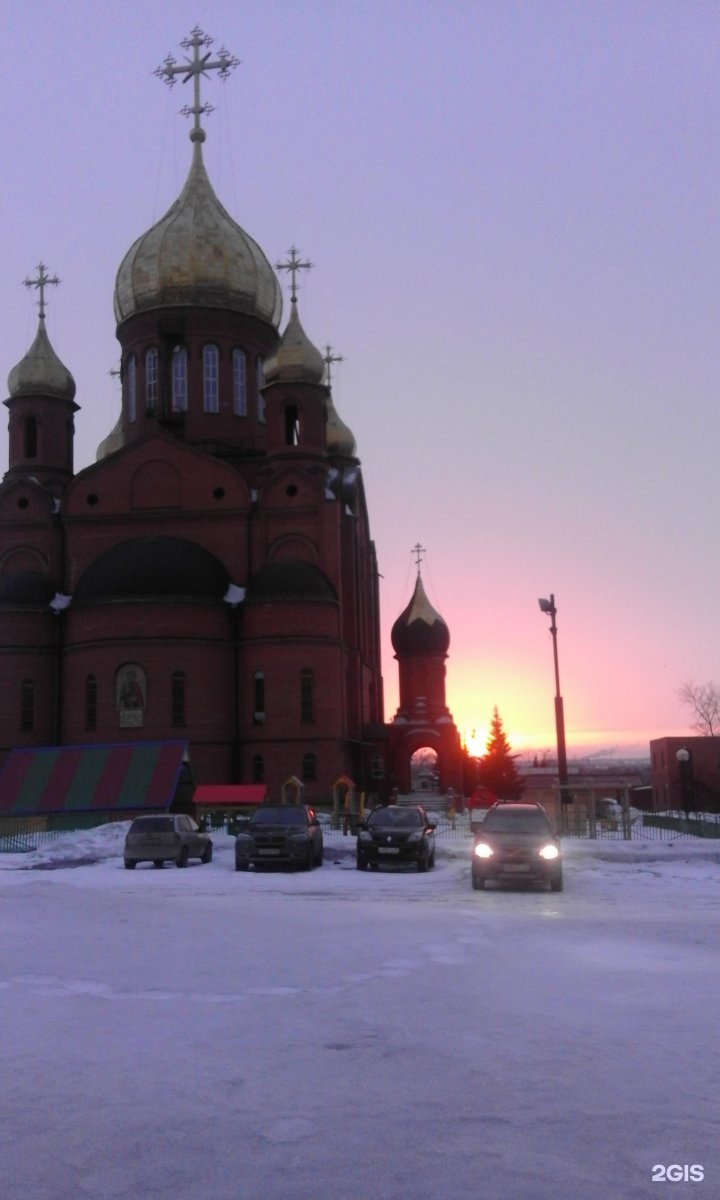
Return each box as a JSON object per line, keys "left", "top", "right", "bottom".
{"left": 130, "top": 817, "right": 174, "bottom": 833}
{"left": 252, "top": 808, "right": 306, "bottom": 826}
{"left": 482, "top": 809, "right": 552, "bottom": 835}
{"left": 368, "top": 808, "right": 423, "bottom": 829}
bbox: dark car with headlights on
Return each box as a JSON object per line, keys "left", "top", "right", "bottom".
{"left": 123, "top": 814, "right": 213, "bottom": 869}
{"left": 235, "top": 804, "right": 323, "bottom": 871}
{"left": 356, "top": 804, "right": 436, "bottom": 872}
{"left": 471, "top": 802, "right": 562, "bottom": 891}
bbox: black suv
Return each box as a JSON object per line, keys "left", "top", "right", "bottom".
{"left": 356, "top": 804, "right": 436, "bottom": 872}
{"left": 234, "top": 804, "right": 323, "bottom": 871}
{"left": 471, "top": 802, "right": 562, "bottom": 891}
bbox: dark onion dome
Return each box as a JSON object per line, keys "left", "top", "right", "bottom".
{"left": 0, "top": 571, "right": 55, "bottom": 607}
{"left": 113, "top": 143, "right": 283, "bottom": 328}
{"left": 326, "top": 393, "right": 357, "bottom": 456}
{"left": 246, "top": 560, "right": 337, "bottom": 602}
{"left": 7, "top": 317, "right": 76, "bottom": 401}
{"left": 391, "top": 573, "right": 450, "bottom": 656}
{"left": 74, "top": 537, "right": 230, "bottom": 601}
{"left": 263, "top": 299, "right": 325, "bottom": 385}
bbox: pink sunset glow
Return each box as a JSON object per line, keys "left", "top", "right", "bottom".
{"left": 1, "top": 3, "right": 716, "bottom": 761}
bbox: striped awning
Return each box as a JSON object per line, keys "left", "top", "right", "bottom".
{"left": 0, "top": 741, "right": 189, "bottom": 816}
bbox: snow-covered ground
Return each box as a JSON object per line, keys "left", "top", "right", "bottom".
{"left": 1, "top": 825, "right": 718, "bottom": 1200}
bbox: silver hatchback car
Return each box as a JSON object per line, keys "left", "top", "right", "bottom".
{"left": 124, "top": 814, "right": 213, "bottom": 869}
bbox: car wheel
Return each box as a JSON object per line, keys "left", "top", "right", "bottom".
{"left": 201, "top": 843, "right": 213, "bottom": 864}
{"left": 471, "top": 871, "right": 485, "bottom": 891}
{"left": 315, "top": 848, "right": 323, "bottom": 867}
{"left": 124, "top": 859, "right": 136, "bottom": 870}
{"left": 304, "top": 845, "right": 314, "bottom": 870}
{"left": 429, "top": 850, "right": 436, "bottom": 869}
{"left": 417, "top": 852, "right": 429, "bottom": 873}
{"left": 356, "top": 854, "right": 367, "bottom": 871}
{"left": 153, "top": 860, "right": 163, "bottom": 869}
{"left": 550, "top": 873, "right": 563, "bottom": 892}
{"left": 177, "top": 846, "right": 189, "bottom": 869}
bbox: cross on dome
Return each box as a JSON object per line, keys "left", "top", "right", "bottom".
{"left": 23, "top": 262, "right": 59, "bottom": 321}
{"left": 276, "top": 246, "right": 312, "bottom": 304}
{"left": 323, "top": 345, "right": 344, "bottom": 388}
{"left": 155, "top": 27, "right": 240, "bottom": 144}
{"left": 413, "top": 543, "right": 426, "bottom": 573}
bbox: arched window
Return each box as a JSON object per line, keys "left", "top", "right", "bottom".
{"left": 171, "top": 670, "right": 186, "bottom": 727}
{"left": 233, "top": 349, "right": 247, "bottom": 415}
{"left": 256, "top": 356, "right": 265, "bottom": 422}
{"left": 85, "top": 675, "right": 97, "bottom": 731}
{"left": 252, "top": 754, "right": 264, "bottom": 782}
{"left": 23, "top": 416, "right": 38, "bottom": 458}
{"left": 127, "top": 354, "right": 137, "bottom": 423}
{"left": 203, "top": 345, "right": 219, "bottom": 413}
{"left": 285, "top": 403, "right": 300, "bottom": 446}
{"left": 302, "top": 752, "right": 317, "bottom": 782}
{"left": 253, "top": 670, "right": 265, "bottom": 723}
{"left": 171, "top": 346, "right": 187, "bottom": 412}
{"left": 20, "top": 680, "right": 35, "bottom": 732}
{"left": 300, "top": 668, "right": 314, "bottom": 723}
{"left": 145, "top": 347, "right": 159, "bottom": 412}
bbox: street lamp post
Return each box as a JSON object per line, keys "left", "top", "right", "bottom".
{"left": 538, "top": 594, "right": 570, "bottom": 820}
{"left": 675, "top": 747, "right": 693, "bottom": 823}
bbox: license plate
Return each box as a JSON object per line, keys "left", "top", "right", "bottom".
{"left": 378, "top": 847, "right": 400, "bottom": 855}
{"left": 502, "top": 863, "right": 530, "bottom": 873}
{"left": 257, "top": 849, "right": 281, "bottom": 857}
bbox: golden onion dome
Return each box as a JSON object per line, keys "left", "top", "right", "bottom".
{"left": 113, "top": 143, "right": 282, "bottom": 328}
{"left": 326, "top": 393, "right": 356, "bottom": 457}
{"left": 7, "top": 317, "right": 76, "bottom": 401}
{"left": 263, "top": 299, "right": 325, "bottom": 385}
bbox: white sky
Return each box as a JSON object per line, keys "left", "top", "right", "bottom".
{"left": 1, "top": 2, "right": 718, "bottom": 756}
{"left": 1, "top": 821, "right": 719, "bottom": 1199}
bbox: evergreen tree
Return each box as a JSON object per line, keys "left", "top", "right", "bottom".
{"left": 476, "top": 707, "right": 524, "bottom": 800}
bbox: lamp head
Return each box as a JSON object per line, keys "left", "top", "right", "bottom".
{"left": 676, "top": 748, "right": 690, "bottom": 764}
{"left": 538, "top": 597, "right": 554, "bottom": 615}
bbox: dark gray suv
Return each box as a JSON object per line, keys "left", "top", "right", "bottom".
{"left": 471, "top": 802, "right": 562, "bottom": 891}
{"left": 356, "top": 804, "right": 436, "bottom": 872}
{"left": 235, "top": 805, "right": 323, "bottom": 871}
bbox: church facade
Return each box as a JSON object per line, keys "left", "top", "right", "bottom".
{"left": 0, "top": 29, "right": 462, "bottom": 804}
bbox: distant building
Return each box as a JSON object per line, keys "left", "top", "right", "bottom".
{"left": 650, "top": 737, "right": 720, "bottom": 812}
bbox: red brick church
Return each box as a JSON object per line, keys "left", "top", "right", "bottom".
{"left": 0, "top": 28, "right": 463, "bottom": 804}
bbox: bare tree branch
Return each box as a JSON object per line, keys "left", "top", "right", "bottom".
{"left": 677, "top": 681, "right": 720, "bottom": 736}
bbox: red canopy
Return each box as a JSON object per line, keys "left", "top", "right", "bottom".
{"left": 193, "top": 784, "right": 269, "bottom": 809}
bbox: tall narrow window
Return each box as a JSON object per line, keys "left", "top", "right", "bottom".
{"left": 300, "top": 668, "right": 314, "bottom": 723}
{"left": 145, "top": 347, "right": 158, "bottom": 412}
{"left": 127, "top": 354, "right": 137, "bottom": 423}
{"left": 21, "top": 680, "right": 35, "bottom": 732}
{"left": 24, "top": 416, "right": 38, "bottom": 458}
{"left": 233, "top": 349, "right": 247, "bottom": 415}
{"left": 203, "top": 345, "right": 219, "bottom": 413}
{"left": 171, "top": 670, "right": 186, "bottom": 727}
{"left": 253, "top": 670, "right": 265, "bottom": 723}
{"left": 171, "top": 345, "right": 187, "bottom": 412}
{"left": 252, "top": 754, "right": 264, "bottom": 783}
{"left": 302, "top": 752, "right": 317, "bottom": 782}
{"left": 85, "top": 675, "right": 97, "bottom": 731}
{"left": 285, "top": 403, "right": 300, "bottom": 446}
{"left": 256, "top": 356, "right": 265, "bottom": 422}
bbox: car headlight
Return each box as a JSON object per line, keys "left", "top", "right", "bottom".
{"left": 474, "top": 843, "right": 493, "bottom": 859}
{"left": 358, "top": 831, "right": 373, "bottom": 843}
{"left": 407, "top": 831, "right": 422, "bottom": 844}
{"left": 539, "top": 844, "right": 559, "bottom": 860}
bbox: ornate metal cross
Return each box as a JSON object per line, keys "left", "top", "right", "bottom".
{"left": 156, "top": 27, "right": 240, "bottom": 141}
{"left": 323, "top": 345, "right": 344, "bottom": 388}
{"left": 23, "top": 262, "right": 59, "bottom": 320}
{"left": 413, "top": 543, "right": 426, "bottom": 571}
{"left": 276, "top": 246, "right": 313, "bottom": 303}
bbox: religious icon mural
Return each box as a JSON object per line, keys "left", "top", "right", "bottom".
{"left": 116, "top": 664, "right": 146, "bottom": 727}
